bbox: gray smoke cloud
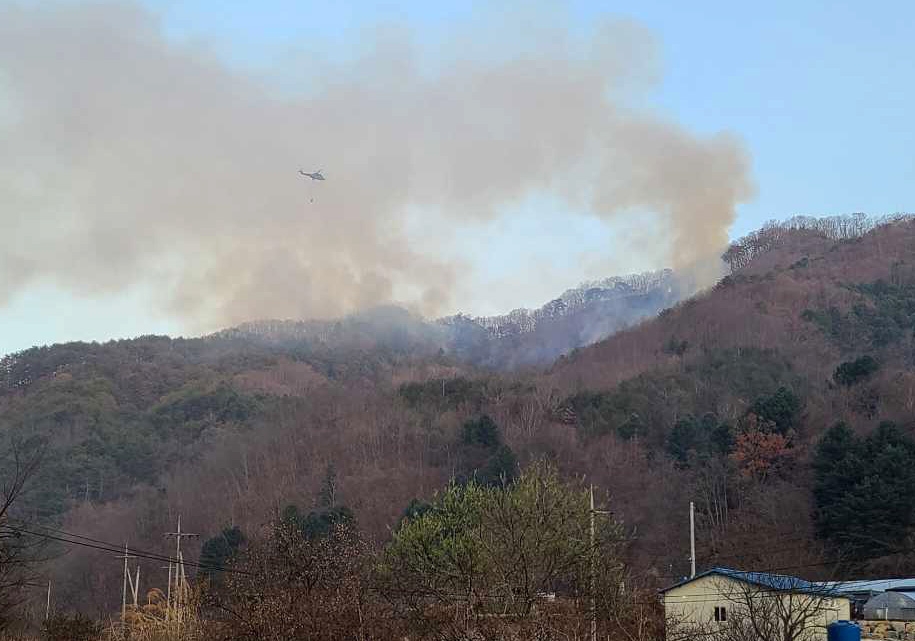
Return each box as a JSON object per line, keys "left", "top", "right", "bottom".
{"left": 0, "top": 2, "right": 754, "bottom": 332}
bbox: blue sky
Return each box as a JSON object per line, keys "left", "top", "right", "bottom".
{"left": 1, "top": 0, "right": 913, "bottom": 355}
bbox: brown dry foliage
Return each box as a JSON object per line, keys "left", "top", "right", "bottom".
{"left": 17, "top": 217, "right": 915, "bottom": 622}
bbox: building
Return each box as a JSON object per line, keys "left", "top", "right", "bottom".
{"left": 662, "top": 567, "right": 851, "bottom": 641}
{"left": 825, "top": 579, "right": 915, "bottom": 618}
{"left": 862, "top": 590, "right": 915, "bottom": 621}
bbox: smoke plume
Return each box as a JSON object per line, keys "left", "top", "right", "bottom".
{"left": 0, "top": 2, "right": 754, "bottom": 331}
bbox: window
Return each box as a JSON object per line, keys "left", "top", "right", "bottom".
{"left": 714, "top": 606, "right": 727, "bottom": 622}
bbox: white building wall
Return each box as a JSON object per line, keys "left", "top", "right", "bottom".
{"left": 664, "top": 574, "right": 851, "bottom": 641}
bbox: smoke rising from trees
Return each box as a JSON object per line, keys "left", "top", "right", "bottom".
{"left": 0, "top": 2, "right": 754, "bottom": 332}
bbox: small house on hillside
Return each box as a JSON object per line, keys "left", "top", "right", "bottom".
{"left": 662, "top": 567, "right": 851, "bottom": 641}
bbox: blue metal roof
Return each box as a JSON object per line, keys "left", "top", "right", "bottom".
{"left": 661, "top": 567, "right": 840, "bottom": 597}
{"left": 825, "top": 579, "right": 915, "bottom": 595}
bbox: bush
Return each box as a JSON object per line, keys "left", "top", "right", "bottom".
{"left": 398, "top": 377, "right": 490, "bottom": 411}
{"left": 44, "top": 612, "right": 100, "bottom": 641}
{"left": 834, "top": 355, "right": 880, "bottom": 387}
{"left": 461, "top": 415, "right": 501, "bottom": 448}
{"left": 199, "top": 526, "right": 245, "bottom": 584}
{"left": 749, "top": 386, "right": 802, "bottom": 434}
{"left": 666, "top": 413, "right": 733, "bottom": 466}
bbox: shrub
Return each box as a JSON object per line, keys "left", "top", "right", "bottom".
{"left": 834, "top": 355, "right": 880, "bottom": 387}
{"left": 44, "top": 612, "right": 100, "bottom": 641}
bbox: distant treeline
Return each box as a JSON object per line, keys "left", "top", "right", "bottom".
{"left": 722, "top": 212, "right": 915, "bottom": 271}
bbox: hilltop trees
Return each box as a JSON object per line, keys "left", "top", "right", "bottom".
{"left": 721, "top": 213, "right": 913, "bottom": 273}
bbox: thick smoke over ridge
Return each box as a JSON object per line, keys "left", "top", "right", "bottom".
{"left": 0, "top": 2, "right": 754, "bottom": 331}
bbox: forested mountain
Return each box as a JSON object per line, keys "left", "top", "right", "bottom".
{"left": 2, "top": 214, "right": 915, "bottom": 618}
{"left": 212, "top": 268, "right": 682, "bottom": 369}
{"left": 439, "top": 268, "right": 682, "bottom": 367}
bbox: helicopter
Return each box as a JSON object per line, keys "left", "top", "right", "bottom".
{"left": 299, "top": 169, "right": 325, "bottom": 181}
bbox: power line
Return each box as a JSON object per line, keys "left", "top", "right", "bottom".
{"left": 2, "top": 523, "right": 248, "bottom": 576}
{"left": 653, "top": 550, "right": 915, "bottom": 607}
{"left": 9, "top": 522, "right": 838, "bottom": 606}
{"left": 23, "top": 525, "right": 900, "bottom": 578}
{"left": 696, "top": 534, "right": 816, "bottom": 564}
{"left": 9, "top": 518, "right": 914, "bottom": 606}
{"left": 9, "top": 519, "right": 129, "bottom": 547}
{"left": 1, "top": 524, "right": 886, "bottom": 612}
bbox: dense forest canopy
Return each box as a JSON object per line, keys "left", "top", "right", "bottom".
{"left": 1, "top": 214, "right": 915, "bottom": 628}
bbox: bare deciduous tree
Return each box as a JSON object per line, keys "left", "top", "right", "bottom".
{"left": 0, "top": 440, "right": 43, "bottom": 630}
{"left": 669, "top": 574, "right": 844, "bottom": 641}
{"left": 210, "top": 519, "right": 384, "bottom": 641}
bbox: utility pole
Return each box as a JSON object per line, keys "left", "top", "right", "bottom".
{"left": 45, "top": 580, "right": 51, "bottom": 621}
{"left": 178, "top": 551, "right": 188, "bottom": 615}
{"left": 115, "top": 544, "right": 137, "bottom": 630}
{"left": 128, "top": 565, "right": 140, "bottom": 609}
{"left": 689, "top": 501, "right": 696, "bottom": 578}
{"left": 589, "top": 485, "right": 613, "bottom": 641}
{"left": 162, "top": 563, "right": 172, "bottom": 622}
{"left": 164, "top": 516, "right": 198, "bottom": 628}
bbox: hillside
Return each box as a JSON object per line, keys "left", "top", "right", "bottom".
{"left": 0, "top": 265, "right": 686, "bottom": 390}
{"left": 551, "top": 213, "right": 915, "bottom": 403}
{"left": 544, "top": 213, "right": 915, "bottom": 568}
{"left": 440, "top": 268, "right": 681, "bottom": 367}
{"left": 213, "top": 268, "right": 682, "bottom": 369}
{"left": 3, "top": 214, "right": 915, "bottom": 616}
